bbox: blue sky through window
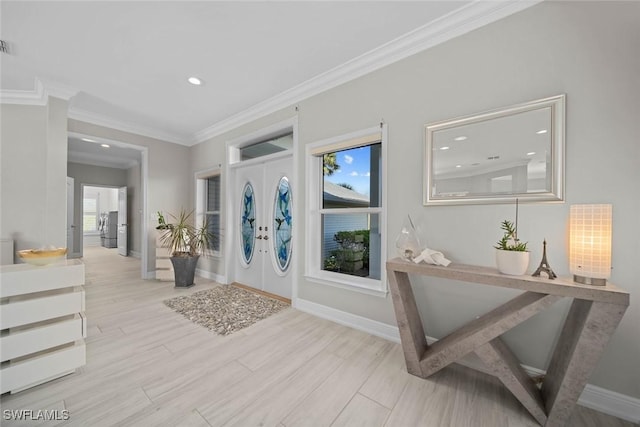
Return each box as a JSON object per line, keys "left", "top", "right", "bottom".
{"left": 325, "top": 146, "right": 372, "bottom": 196}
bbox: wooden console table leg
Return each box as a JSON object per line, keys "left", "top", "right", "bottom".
{"left": 541, "top": 299, "right": 628, "bottom": 427}
{"left": 475, "top": 337, "right": 547, "bottom": 425}
{"left": 420, "top": 292, "right": 560, "bottom": 378}
{"left": 387, "top": 270, "right": 428, "bottom": 376}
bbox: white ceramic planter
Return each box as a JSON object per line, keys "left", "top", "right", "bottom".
{"left": 495, "top": 249, "right": 530, "bottom": 275}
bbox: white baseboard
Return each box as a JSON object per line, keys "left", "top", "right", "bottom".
{"left": 295, "top": 298, "right": 640, "bottom": 423}
{"left": 129, "top": 250, "right": 141, "bottom": 259}
{"left": 578, "top": 384, "right": 640, "bottom": 424}
{"left": 295, "top": 298, "right": 399, "bottom": 342}
{"left": 195, "top": 268, "right": 226, "bottom": 285}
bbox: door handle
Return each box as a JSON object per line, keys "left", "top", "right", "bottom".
{"left": 256, "top": 235, "right": 263, "bottom": 240}
{"left": 263, "top": 235, "right": 269, "bottom": 241}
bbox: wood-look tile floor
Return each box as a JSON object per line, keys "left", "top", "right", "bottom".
{"left": 1, "top": 247, "right": 636, "bottom": 427}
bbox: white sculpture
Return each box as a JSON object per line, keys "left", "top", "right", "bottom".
{"left": 413, "top": 248, "right": 451, "bottom": 267}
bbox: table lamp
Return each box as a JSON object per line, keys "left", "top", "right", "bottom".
{"left": 569, "top": 204, "right": 612, "bottom": 286}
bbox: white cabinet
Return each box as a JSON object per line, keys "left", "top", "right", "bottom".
{"left": 0, "top": 260, "right": 86, "bottom": 393}
{"left": 155, "top": 232, "right": 173, "bottom": 281}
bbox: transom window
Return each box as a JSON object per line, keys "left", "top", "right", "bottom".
{"left": 240, "top": 133, "right": 293, "bottom": 161}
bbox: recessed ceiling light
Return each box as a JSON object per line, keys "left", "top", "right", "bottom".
{"left": 456, "top": 164, "right": 462, "bottom": 168}
{"left": 454, "top": 136, "right": 467, "bottom": 141}
{"left": 527, "top": 151, "right": 536, "bottom": 156}
{"left": 440, "top": 146, "right": 450, "bottom": 150}
{"left": 81, "top": 138, "right": 96, "bottom": 142}
{"left": 187, "top": 76, "right": 203, "bottom": 86}
{"left": 101, "top": 144, "right": 110, "bottom": 148}
{"left": 536, "top": 129, "right": 548, "bottom": 134}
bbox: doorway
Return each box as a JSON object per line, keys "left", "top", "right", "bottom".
{"left": 232, "top": 155, "right": 293, "bottom": 299}
{"left": 67, "top": 132, "right": 148, "bottom": 278}
{"left": 81, "top": 185, "right": 127, "bottom": 254}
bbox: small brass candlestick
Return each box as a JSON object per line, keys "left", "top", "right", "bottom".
{"left": 532, "top": 239, "right": 557, "bottom": 279}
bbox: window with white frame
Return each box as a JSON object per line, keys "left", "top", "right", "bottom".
{"left": 83, "top": 195, "right": 99, "bottom": 232}
{"left": 196, "top": 171, "right": 221, "bottom": 254}
{"left": 306, "top": 125, "right": 386, "bottom": 295}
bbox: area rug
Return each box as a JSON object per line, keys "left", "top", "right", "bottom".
{"left": 163, "top": 285, "right": 289, "bottom": 335}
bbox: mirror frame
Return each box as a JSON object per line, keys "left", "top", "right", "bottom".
{"left": 424, "top": 94, "right": 565, "bottom": 206}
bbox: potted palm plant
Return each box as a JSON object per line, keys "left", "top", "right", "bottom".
{"left": 157, "top": 209, "right": 215, "bottom": 288}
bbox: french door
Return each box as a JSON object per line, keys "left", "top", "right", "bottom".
{"left": 233, "top": 155, "right": 293, "bottom": 299}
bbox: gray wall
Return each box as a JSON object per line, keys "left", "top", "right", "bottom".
{"left": 1, "top": 98, "right": 68, "bottom": 252}
{"left": 191, "top": 2, "right": 639, "bottom": 398}
{"left": 127, "top": 162, "right": 142, "bottom": 256}
{"left": 68, "top": 120, "right": 191, "bottom": 274}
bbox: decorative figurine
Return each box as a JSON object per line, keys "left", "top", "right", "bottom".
{"left": 532, "top": 239, "right": 557, "bottom": 279}
{"left": 395, "top": 215, "right": 422, "bottom": 260}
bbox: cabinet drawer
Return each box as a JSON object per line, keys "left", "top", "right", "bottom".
{"left": 1, "top": 315, "right": 85, "bottom": 362}
{"left": 0, "top": 289, "right": 85, "bottom": 329}
{"left": 0, "top": 342, "right": 86, "bottom": 394}
{"left": 0, "top": 261, "right": 84, "bottom": 298}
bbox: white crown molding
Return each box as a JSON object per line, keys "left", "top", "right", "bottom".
{"left": 0, "top": 78, "right": 78, "bottom": 105}
{"left": 39, "top": 78, "right": 79, "bottom": 101}
{"left": 295, "top": 298, "right": 640, "bottom": 424}
{"left": 67, "top": 108, "right": 189, "bottom": 146}
{"left": 1, "top": 79, "right": 188, "bottom": 146}
{"left": 193, "top": 0, "right": 543, "bottom": 144}
{"left": 2, "top": 1, "right": 542, "bottom": 147}
{"left": 1, "top": 79, "right": 46, "bottom": 105}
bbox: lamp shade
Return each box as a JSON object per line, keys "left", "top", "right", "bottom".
{"left": 569, "top": 204, "right": 612, "bottom": 285}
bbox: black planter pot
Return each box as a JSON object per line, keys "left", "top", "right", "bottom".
{"left": 170, "top": 255, "right": 200, "bottom": 288}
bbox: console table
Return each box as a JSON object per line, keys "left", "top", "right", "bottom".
{"left": 386, "top": 258, "right": 629, "bottom": 426}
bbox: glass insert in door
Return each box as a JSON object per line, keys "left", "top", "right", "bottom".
{"left": 240, "top": 182, "right": 256, "bottom": 264}
{"left": 273, "top": 176, "right": 292, "bottom": 272}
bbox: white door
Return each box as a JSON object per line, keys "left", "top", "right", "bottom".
{"left": 66, "top": 177, "right": 75, "bottom": 255}
{"left": 117, "top": 186, "right": 127, "bottom": 256}
{"left": 234, "top": 156, "right": 293, "bottom": 299}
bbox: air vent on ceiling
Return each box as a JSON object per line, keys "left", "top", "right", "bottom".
{"left": 0, "top": 40, "right": 9, "bottom": 54}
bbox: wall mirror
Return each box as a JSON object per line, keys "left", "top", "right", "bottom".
{"left": 424, "top": 94, "right": 565, "bottom": 205}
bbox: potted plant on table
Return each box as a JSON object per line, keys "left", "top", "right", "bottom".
{"left": 494, "top": 219, "right": 529, "bottom": 276}
{"left": 157, "top": 209, "right": 215, "bottom": 288}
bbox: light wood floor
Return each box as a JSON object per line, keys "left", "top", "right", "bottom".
{"left": 1, "top": 247, "right": 636, "bottom": 427}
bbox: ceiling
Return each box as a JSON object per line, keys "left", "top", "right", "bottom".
{"left": 1, "top": 1, "right": 537, "bottom": 155}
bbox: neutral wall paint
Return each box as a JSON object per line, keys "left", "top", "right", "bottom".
{"left": 127, "top": 162, "right": 142, "bottom": 256}
{"left": 191, "top": 2, "right": 639, "bottom": 399}
{"left": 45, "top": 97, "right": 69, "bottom": 246}
{"left": 1, "top": 98, "right": 68, "bottom": 253}
{"left": 68, "top": 120, "right": 191, "bottom": 274}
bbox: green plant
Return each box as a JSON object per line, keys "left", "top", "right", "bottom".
{"left": 324, "top": 254, "right": 340, "bottom": 271}
{"left": 158, "top": 209, "right": 216, "bottom": 257}
{"left": 323, "top": 153, "right": 340, "bottom": 176}
{"left": 156, "top": 211, "right": 170, "bottom": 230}
{"left": 495, "top": 220, "right": 528, "bottom": 251}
